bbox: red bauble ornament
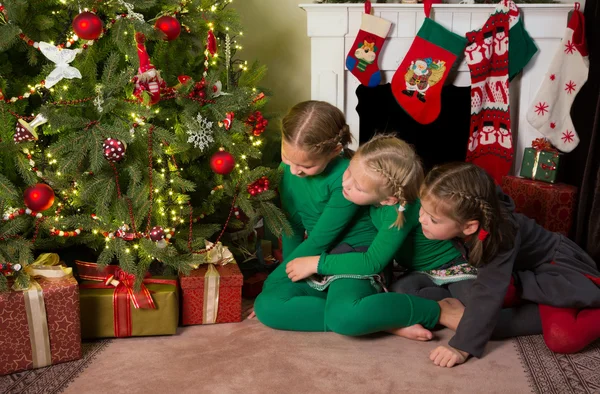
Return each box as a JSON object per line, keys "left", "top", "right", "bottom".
{"left": 210, "top": 150, "right": 235, "bottom": 175}
{"left": 72, "top": 12, "right": 103, "bottom": 40}
{"left": 149, "top": 226, "right": 165, "bottom": 241}
{"left": 24, "top": 183, "right": 55, "bottom": 212}
{"left": 102, "top": 138, "right": 126, "bottom": 162}
{"left": 155, "top": 16, "right": 181, "bottom": 41}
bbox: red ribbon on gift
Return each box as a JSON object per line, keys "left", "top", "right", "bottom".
{"left": 75, "top": 261, "right": 176, "bottom": 337}
{"left": 541, "top": 162, "right": 557, "bottom": 172}
{"left": 531, "top": 138, "right": 558, "bottom": 153}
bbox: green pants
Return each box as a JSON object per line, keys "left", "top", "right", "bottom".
{"left": 254, "top": 261, "right": 441, "bottom": 335}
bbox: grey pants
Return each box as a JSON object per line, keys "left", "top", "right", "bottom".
{"left": 391, "top": 272, "right": 542, "bottom": 339}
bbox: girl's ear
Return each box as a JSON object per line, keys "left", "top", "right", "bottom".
{"left": 462, "top": 220, "right": 479, "bottom": 237}
{"left": 330, "top": 144, "right": 343, "bottom": 157}
{"left": 379, "top": 196, "right": 399, "bottom": 206}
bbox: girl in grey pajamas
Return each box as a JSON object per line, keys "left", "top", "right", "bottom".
{"left": 411, "top": 162, "right": 600, "bottom": 368}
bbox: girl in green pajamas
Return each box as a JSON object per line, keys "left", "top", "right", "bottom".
{"left": 254, "top": 104, "right": 463, "bottom": 337}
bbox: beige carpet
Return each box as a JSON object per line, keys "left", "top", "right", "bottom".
{"left": 63, "top": 321, "right": 531, "bottom": 393}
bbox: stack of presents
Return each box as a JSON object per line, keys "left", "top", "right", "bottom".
{"left": 502, "top": 137, "right": 577, "bottom": 236}
{"left": 0, "top": 233, "right": 281, "bottom": 376}
{"left": 0, "top": 137, "right": 577, "bottom": 376}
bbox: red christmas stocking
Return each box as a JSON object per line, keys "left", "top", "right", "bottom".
{"left": 465, "top": 0, "right": 537, "bottom": 184}
{"left": 391, "top": 2, "right": 466, "bottom": 125}
{"left": 346, "top": 1, "right": 392, "bottom": 87}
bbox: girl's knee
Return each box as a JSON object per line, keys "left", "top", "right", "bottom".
{"left": 543, "top": 323, "right": 585, "bottom": 354}
{"left": 325, "top": 303, "right": 363, "bottom": 336}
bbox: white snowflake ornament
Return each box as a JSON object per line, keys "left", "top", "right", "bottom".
{"left": 186, "top": 114, "right": 214, "bottom": 151}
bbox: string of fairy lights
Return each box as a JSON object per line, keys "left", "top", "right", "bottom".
{"left": 0, "top": 0, "right": 269, "bottom": 259}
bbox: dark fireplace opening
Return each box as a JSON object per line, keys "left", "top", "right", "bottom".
{"left": 356, "top": 83, "right": 471, "bottom": 172}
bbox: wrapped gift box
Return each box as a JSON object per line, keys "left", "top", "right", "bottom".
{"left": 519, "top": 139, "right": 561, "bottom": 184}
{"left": 76, "top": 261, "right": 178, "bottom": 339}
{"left": 181, "top": 262, "right": 243, "bottom": 325}
{"left": 501, "top": 176, "right": 578, "bottom": 236}
{"left": 0, "top": 256, "right": 81, "bottom": 375}
{"left": 242, "top": 272, "right": 269, "bottom": 299}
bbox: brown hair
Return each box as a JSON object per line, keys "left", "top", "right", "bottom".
{"left": 355, "top": 135, "right": 424, "bottom": 228}
{"left": 281, "top": 101, "right": 353, "bottom": 158}
{"left": 420, "top": 162, "right": 516, "bottom": 267}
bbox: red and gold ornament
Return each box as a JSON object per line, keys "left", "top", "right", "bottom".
{"left": 247, "top": 176, "right": 270, "bottom": 196}
{"left": 72, "top": 12, "right": 103, "bottom": 40}
{"left": 23, "top": 183, "right": 55, "bottom": 212}
{"left": 245, "top": 111, "right": 268, "bottom": 137}
{"left": 155, "top": 15, "right": 181, "bottom": 41}
{"left": 103, "top": 138, "right": 126, "bottom": 162}
{"left": 210, "top": 149, "right": 235, "bottom": 175}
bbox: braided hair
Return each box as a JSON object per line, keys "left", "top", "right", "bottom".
{"left": 420, "top": 162, "right": 516, "bottom": 267}
{"left": 282, "top": 101, "right": 354, "bottom": 158}
{"left": 355, "top": 135, "right": 424, "bottom": 228}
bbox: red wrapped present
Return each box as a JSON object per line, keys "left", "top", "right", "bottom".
{"left": 243, "top": 272, "right": 269, "bottom": 299}
{"left": 501, "top": 176, "right": 578, "bottom": 236}
{"left": 181, "top": 241, "right": 242, "bottom": 325}
{"left": 76, "top": 261, "right": 178, "bottom": 338}
{"left": 0, "top": 253, "right": 81, "bottom": 376}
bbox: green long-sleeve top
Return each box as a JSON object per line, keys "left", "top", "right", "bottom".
{"left": 280, "top": 157, "right": 376, "bottom": 263}
{"left": 317, "top": 200, "right": 461, "bottom": 276}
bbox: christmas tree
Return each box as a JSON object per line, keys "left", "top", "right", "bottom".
{"left": 0, "top": 0, "right": 289, "bottom": 291}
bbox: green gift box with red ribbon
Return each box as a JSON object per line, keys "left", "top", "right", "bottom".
{"left": 76, "top": 261, "right": 178, "bottom": 339}
{"left": 520, "top": 138, "right": 561, "bottom": 184}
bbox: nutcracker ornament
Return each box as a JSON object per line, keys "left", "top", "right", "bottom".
{"left": 132, "top": 33, "right": 165, "bottom": 106}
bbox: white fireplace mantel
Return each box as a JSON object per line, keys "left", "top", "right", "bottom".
{"left": 301, "top": 2, "right": 583, "bottom": 174}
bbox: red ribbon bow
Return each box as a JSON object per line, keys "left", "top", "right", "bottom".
{"left": 478, "top": 228, "right": 489, "bottom": 242}
{"left": 531, "top": 138, "right": 558, "bottom": 153}
{"left": 76, "top": 261, "right": 176, "bottom": 337}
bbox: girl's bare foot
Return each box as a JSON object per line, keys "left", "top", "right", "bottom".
{"left": 438, "top": 298, "right": 465, "bottom": 331}
{"left": 387, "top": 324, "right": 433, "bottom": 341}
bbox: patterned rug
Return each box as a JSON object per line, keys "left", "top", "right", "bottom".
{"left": 516, "top": 335, "right": 600, "bottom": 394}
{"left": 0, "top": 340, "right": 111, "bottom": 394}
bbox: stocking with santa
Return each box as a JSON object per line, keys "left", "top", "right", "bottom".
{"left": 391, "top": 0, "right": 467, "bottom": 125}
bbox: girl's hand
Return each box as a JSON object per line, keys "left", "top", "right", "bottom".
{"left": 286, "top": 256, "right": 319, "bottom": 282}
{"left": 429, "top": 345, "right": 469, "bottom": 368}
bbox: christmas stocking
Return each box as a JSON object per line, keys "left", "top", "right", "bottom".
{"left": 391, "top": 2, "right": 466, "bottom": 125}
{"left": 526, "top": 4, "right": 588, "bottom": 153}
{"left": 346, "top": 1, "right": 392, "bottom": 87}
{"left": 464, "top": 0, "right": 537, "bottom": 184}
